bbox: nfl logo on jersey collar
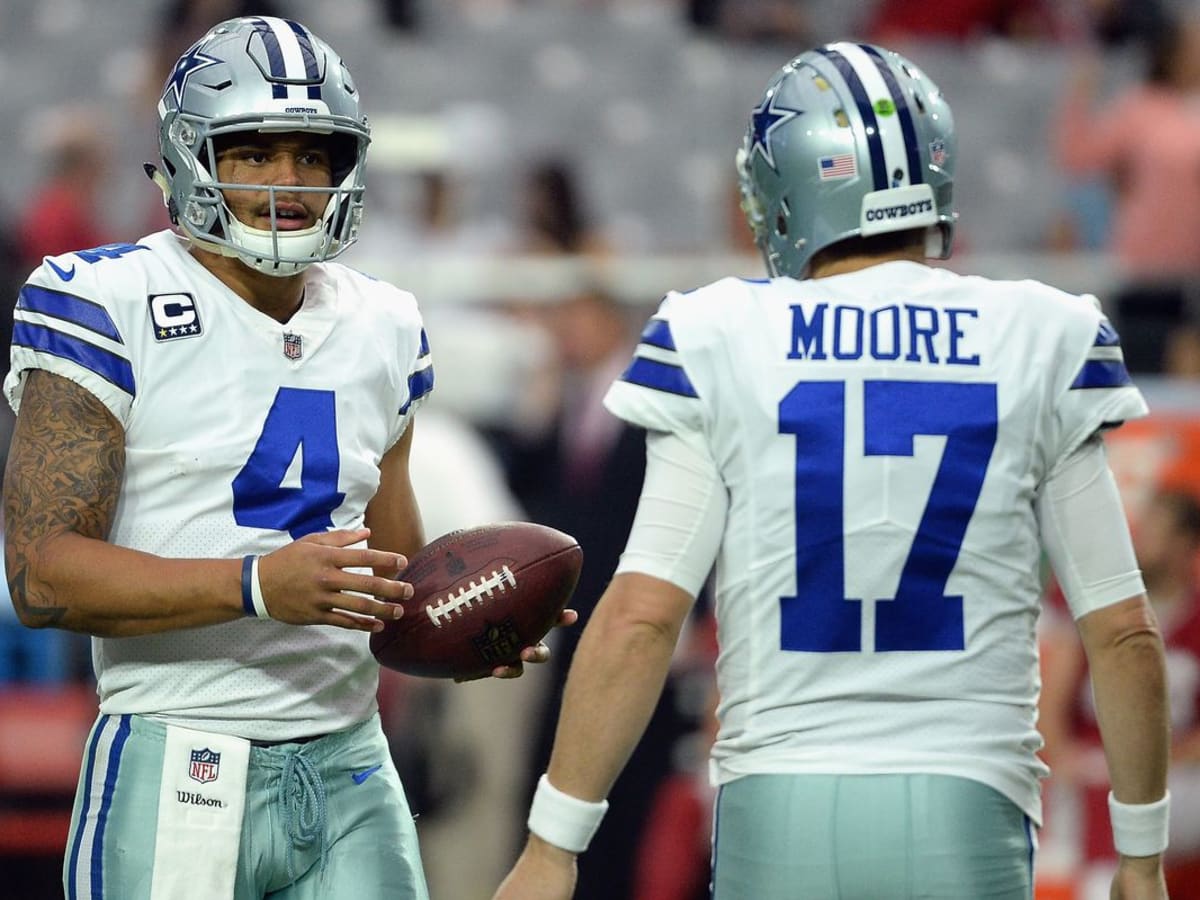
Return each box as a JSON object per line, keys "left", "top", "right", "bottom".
{"left": 283, "top": 332, "right": 303, "bottom": 360}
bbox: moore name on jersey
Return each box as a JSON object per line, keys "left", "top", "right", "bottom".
{"left": 788, "top": 301, "right": 981, "bottom": 366}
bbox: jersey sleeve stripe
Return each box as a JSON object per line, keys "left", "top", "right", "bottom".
{"left": 1095, "top": 320, "right": 1121, "bottom": 348}
{"left": 12, "top": 321, "right": 136, "bottom": 396}
{"left": 619, "top": 357, "right": 699, "bottom": 398}
{"left": 638, "top": 318, "right": 677, "bottom": 351}
{"left": 1070, "top": 359, "right": 1132, "bottom": 391}
{"left": 418, "top": 328, "right": 430, "bottom": 358}
{"left": 17, "top": 285, "right": 123, "bottom": 343}
{"left": 399, "top": 364, "right": 434, "bottom": 415}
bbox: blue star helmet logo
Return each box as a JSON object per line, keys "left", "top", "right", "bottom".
{"left": 749, "top": 92, "right": 803, "bottom": 172}
{"left": 162, "top": 42, "right": 223, "bottom": 108}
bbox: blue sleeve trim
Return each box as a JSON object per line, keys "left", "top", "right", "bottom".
{"left": 1070, "top": 359, "right": 1132, "bottom": 390}
{"left": 620, "top": 357, "right": 699, "bottom": 398}
{"left": 639, "top": 318, "right": 677, "bottom": 351}
{"left": 13, "top": 321, "right": 135, "bottom": 397}
{"left": 399, "top": 365, "right": 435, "bottom": 415}
{"left": 17, "top": 285, "right": 124, "bottom": 343}
{"left": 1094, "top": 321, "right": 1121, "bottom": 348}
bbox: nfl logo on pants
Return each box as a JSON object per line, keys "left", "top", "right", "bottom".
{"left": 189, "top": 748, "right": 221, "bottom": 784}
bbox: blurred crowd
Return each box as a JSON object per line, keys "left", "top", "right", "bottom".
{"left": 4, "top": 1, "right": 1200, "bottom": 899}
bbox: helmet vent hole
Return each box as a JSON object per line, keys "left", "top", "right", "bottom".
{"left": 913, "top": 93, "right": 926, "bottom": 115}
{"left": 775, "top": 212, "right": 788, "bottom": 237}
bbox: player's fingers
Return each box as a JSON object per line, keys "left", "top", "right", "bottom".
{"left": 330, "top": 588, "right": 405, "bottom": 621}
{"left": 339, "top": 574, "right": 411, "bottom": 603}
{"left": 520, "top": 642, "right": 551, "bottom": 664}
{"left": 338, "top": 547, "right": 408, "bottom": 573}
{"left": 555, "top": 609, "right": 579, "bottom": 628}
{"left": 323, "top": 609, "right": 386, "bottom": 632}
{"left": 299, "top": 527, "right": 372, "bottom": 548}
{"left": 490, "top": 663, "right": 525, "bottom": 679}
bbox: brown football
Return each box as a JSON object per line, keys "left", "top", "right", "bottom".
{"left": 370, "top": 521, "right": 583, "bottom": 679}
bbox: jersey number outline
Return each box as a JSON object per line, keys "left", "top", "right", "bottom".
{"left": 232, "top": 387, "right": 345, "bottom": 539}
{"left": 778, "top": 380, "right": 998, "bottom": 653}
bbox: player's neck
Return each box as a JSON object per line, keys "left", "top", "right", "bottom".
{"left": 190, "top": 246, "right": 307, "bottom": 323}
{"left": 809, "top": 247, "right": 925, "bottom": 280}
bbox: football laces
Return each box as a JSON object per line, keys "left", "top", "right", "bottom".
{"left": 425, "top": 565, "right": 517, "bottom": 627}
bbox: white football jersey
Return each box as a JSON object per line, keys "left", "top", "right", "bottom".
{"left": 5, "top": 230, "right": 434, "bottom": 741}
{"left": 604, "top": 260, "right": 1147, "bottom": 823}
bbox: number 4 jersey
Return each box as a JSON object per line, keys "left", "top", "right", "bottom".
{"left": 604, "top": 260, "right": 1147, "bottom": 824}
{"left": 4, "top": 230, "right": 434, "bottom": 740}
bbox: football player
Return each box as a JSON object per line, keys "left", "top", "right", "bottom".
{"left": 494, "top": 42, "right": 1170, "bottom": 900}
{"left": 2, "top": 16, "right": 569, "bottom": 900}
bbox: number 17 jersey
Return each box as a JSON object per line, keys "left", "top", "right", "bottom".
{"left": 603, "top": 260, "right": 1147, "bottom": 824}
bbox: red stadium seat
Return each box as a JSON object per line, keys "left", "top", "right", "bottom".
{"left": 0, "top": 685, "right": 96, "bottom": 854}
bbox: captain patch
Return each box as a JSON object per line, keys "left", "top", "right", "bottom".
{"left": 149, "top": 293, "right": 203, "bottom": 341}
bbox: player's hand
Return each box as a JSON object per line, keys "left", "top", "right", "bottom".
{"left": 465, "top": 608, "right": 579, "bottom": 681}
{"left": 1110, "top": 855, "right": 1167, "bottom": 900}
{"left": 256, "top": 528, "right": 412, "bottom": 631}
{"left": 491, "top": 835, "right": 576, "bottom": 900}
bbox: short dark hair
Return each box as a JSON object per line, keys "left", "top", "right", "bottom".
{"left": 808, "top": 228, "right": 925, "bottom": 272}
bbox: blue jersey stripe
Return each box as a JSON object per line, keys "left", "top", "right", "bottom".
{"left": 1071, "top": 359, "right": 1132, "bottom": 390}
{"left": 862, "top": 44, "right": 923, "bottom": 185}
{"left": 89, "top": 715, "right": 131, "bottom": 898}
{"left": 14, "top": 322, "right": 136, "bottom": 397}
{"left": 17, "top": 285, "right": 123, "bottom": 343}
{"left": 621, "top": 357, "right": 698, "bottom": 398}
{"left": 285, "top": 19, "right": 323, "bottom": 100}
{"left": 418, "top": 328, "right": 430, "bottom": 358}
{"left": 639, "top": 318, "right": 676, "bottom": 351}
{"left": 817, "top": 48, "right": 887, "bottom": 191}
{"left": 400, "top": 365, "right": 435, "bottom": 415}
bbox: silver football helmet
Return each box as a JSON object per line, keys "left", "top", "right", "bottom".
{"left": 736, "top": 42, "right": 956, "bottom": 279}
{"left": 150, "top": 16, "right": 371, "bottom": 276}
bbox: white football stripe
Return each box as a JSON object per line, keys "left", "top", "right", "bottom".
{"left": 834, "top": 43, "right": 911, "bottom": 188}
{"left": 262, "top": 17, "right": 309, "bottom": 100}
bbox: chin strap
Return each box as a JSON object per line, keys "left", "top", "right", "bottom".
{"left": 143, "top": 163, "right": 177, "bottom": 222}
{"left": 142, "top": 162, "right": 252, "bottom": 264}
{"left": 145, "top": 162, "right": 321, "bottom": 276}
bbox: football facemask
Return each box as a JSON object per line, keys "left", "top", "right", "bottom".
{"left": 152, "top": 16, "right": 370, "bottom": 276}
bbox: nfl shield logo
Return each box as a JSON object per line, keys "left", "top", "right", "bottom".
{"left": 283, "top": 332, "right": 303, "bottom": 360}
{"left": 929, "top": 138, "right": 947, "bottom": 167}
{"left": 189, "top": 748, "right": 221, "bottom": 784}
{"left": 472, "top": 619, "right": 521, "bottom": 664}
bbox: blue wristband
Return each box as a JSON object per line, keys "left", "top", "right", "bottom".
{"left": 240, "top": 555, "right": 256, "bottom": 617}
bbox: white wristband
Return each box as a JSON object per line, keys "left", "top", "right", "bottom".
{"left": 527, "top": 774, "right": 609, "bottom": 853}
{"left": 1109, "top": 791, "right": 1170, "bottom": 857}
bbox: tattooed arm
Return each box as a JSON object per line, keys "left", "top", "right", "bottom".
{"left": 2, "top": 370, "right": 410, "bottom": 637}
{"left": 2, "top": 369, "right": 245, "bottom": 635}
